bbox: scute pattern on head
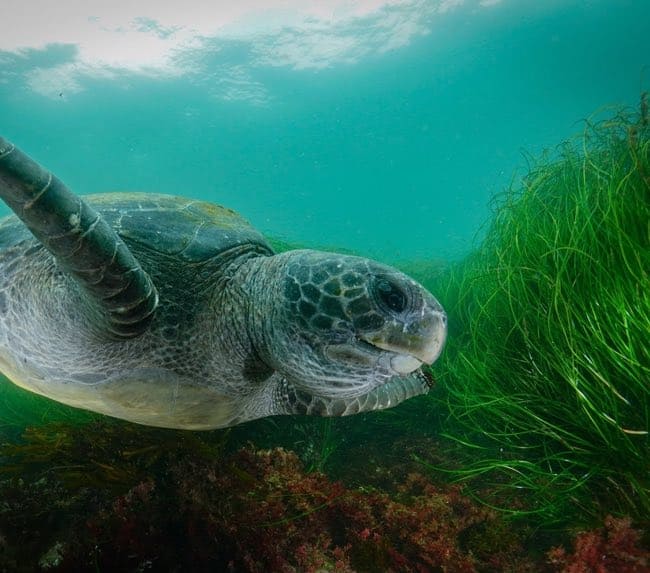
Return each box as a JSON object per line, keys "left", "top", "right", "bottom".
{"left": 285, "top": 251, "right": 386, "bottom": 335}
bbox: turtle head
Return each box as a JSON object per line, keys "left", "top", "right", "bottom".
{"left": 253, "top": 249, "right": 447, "bottom": 411}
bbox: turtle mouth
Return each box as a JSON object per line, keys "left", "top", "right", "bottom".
{"left": 359, "top": 309, "right": 448, "bottom": 369}
{"left": 356, "top": 337, "right": 423, "bottom": 375}
{"left": 325, "top": 337, "right": 424, "bottom": 376}
{"left": 389, "top": 353, "right": 423, "bottom": 374}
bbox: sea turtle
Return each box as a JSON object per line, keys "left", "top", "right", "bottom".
{"left": 0, "top": 136, "right": 446, "bottom": 430}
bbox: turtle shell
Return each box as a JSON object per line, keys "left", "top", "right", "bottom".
{"left": 86, "top": 193, "right": 273, "bottom": 262}
{"left": 65, "top": 193, "right": 273, "bottom": 262}
{"left": 1, "top": 192, "right": 273, "bottom": 261}
{"left": 0, "top": 192, "right": 273, "bottom": 260}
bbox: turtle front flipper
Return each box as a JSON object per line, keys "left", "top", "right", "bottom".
{"left": 0, "top": 136, "right": 158, "bottom": 338}
{"left": 274, "top": 371, "right": 432, "bottom": 418}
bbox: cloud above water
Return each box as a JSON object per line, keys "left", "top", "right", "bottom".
{"left": 0, "top": 0, "right": 496, "bottom": 101}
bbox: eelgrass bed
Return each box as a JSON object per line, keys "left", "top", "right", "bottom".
{"left": 427, "top": 100, "right": 649, "bottom": 526}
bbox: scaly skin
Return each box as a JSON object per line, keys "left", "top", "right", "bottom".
{"left": 0, "top": 138, "right": 447, "bottom": 430}
{"left": 0, "top": 215, "right": 446, "bottom": 429}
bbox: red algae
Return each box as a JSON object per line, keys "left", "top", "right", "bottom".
{"left": 548, "top": 516, "right": 649, "bottom": 573}
{"left": 1, "top": 420, "right": 647, "bottom": 573}
{"left": 0, "top": 438, "right": 537, "bottom": 572}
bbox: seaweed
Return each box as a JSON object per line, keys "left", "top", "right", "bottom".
{"left": 425, "top": 99, "right": 650, "bottom": 526}
{"left": 0, "top": 376, "right": 96, "bottom": 440}
{"left": 0, "top": 418, "right": 229, "bottom": 491}
{"left": 0, "top": 420, "right": 539, "bottom": 572}
{"left": 547, "top": 516, "right": 649, "bottom": 572}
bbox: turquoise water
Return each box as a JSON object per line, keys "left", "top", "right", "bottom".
{"left": 1, "top": 2, "right": 649, "bottom": 570}
{"left": 1, "top": 0, "right": 647, "bottom": 262}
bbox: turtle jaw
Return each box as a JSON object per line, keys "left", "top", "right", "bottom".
{"left": 360, "top": 308, "right": 448, "bottom": 371}
{"left": 389, "top": 353, "right": 424, "bottom": 375}
{"left": 345, "top": 337, "right": 423, "bottom": 376}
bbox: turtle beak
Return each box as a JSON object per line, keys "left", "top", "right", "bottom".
{"left": 360, "top": 296, "right": 447, "bottom": 373}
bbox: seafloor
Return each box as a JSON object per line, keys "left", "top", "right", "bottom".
{"left": 0, "top": 416, "right": 647, "bottom": 573}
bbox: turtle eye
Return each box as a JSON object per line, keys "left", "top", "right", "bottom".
{"left": 373, "top": 277, "right": 408, "bottom": 313}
